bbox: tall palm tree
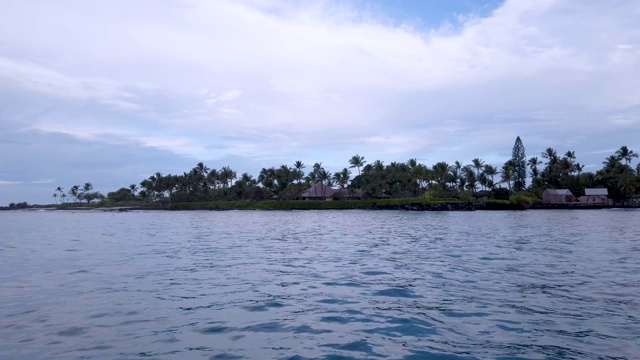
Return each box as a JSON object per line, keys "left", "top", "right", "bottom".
{"left": 55, "top": 186, "right": 65, "bottom": 203}
{"left": 52, "top": 193, "right": 58, "bottom": 205}
{"left": 340, "top": 168, "right": 350, "bottom": 189}
{"left": 472, "top": 158, "right": 485, "bottom": 179}
{"left": 615, "top": 145, "right": 638, "bottom": 164}
{"left": 541, "top": 148, "right": 558, "bottom": 165}
{"left": 527, "top": 157, "right": 542, "bottom": 179}
{"left": 349, "top": 154, "right": 366, "bottom": 175}
{"left": 219, "top": 166, "right": 236, "bottom": 188}
{"left": 207, "top": 169, "right": 220, "bottom": 189}
{"left": 312, "top": 162, "right": 323, "bottom": 176}
{"left": 454, "top": 161, "right": 462, "bottom": 173}
{"left": 242, "top": 172, "right": 253, "bottom": 183}
{"left": 462, "top": 165, "right": 476, "bottom": 192}
{"left": 294, "top": 160, "right": 305, "bottom": 170}
{"left": 68, "top": 185, "right": 80, "bottom": 202}
{"left": 318, "top": 168, "right": 331, "bottom": 198}
{"left": 82, "top": 182, "right": 94, "bottom": 199}
{"left": 129, "top": 184, "right": 138, "bottom": 196}
{"left": 431, "top": 162, "right": 450, "bottom": 188}
{"left": 483, "top": 164, "right": 498, "bottom": 189}
{"left": 293, "top": 161, "right": 305, "bottom": 183}
{"left": 372, "top": 160, "right": 384, "bottom": 172}
{"left": 564, "top": 151, "right": 576, "bottom": 165}
{"left": 305, "top": 171, "right": 318, "bottom": 197}
{"left": 333, "top": 172, "right": 343, "bottom": 188}
{"left": 194, "top": 162, "right": 210, "bottom": 177}
{"left": 603, "top": 155, "right": 621, "bottom": 169}
{"left": 276, "top": 164, "right": 294, "bottom": 190}
{"left": 500, "top": 163, "right": 514, "bottom": 190}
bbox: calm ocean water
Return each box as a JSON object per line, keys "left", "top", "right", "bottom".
{"left": 0, "top": 209, "right": 638, "bottom": 359}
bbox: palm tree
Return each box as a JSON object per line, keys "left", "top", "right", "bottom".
{"left": 52, "top": 193, "right": 58, "bottom": 205}
{"left": 68, "top": 185, "right": 80, "bottom": 202}
{"left": 293, "top": 161, "right": 305, "bottom": 183}
{"left": 318, "top": 168, "right": 331, "bottom": 198}
{"left": 349, "top": 154, "right": 366, "bottom": 175}
{"left": 454, "top": 161, "right": 462, "bottom": 173}
{"left": 194, "top": 162, "right": 210, "bottom": 177}
{"left": 312, "top": 162, "right": 323, "bottom": 175}
{"left": 372, "top": 160, "right": 384, "bottom": 172}
{"left": 615, "top": 146, "right": 638, "bottom": 164}
{"left": 500, "top": 163, "right": 514, "bottom": 190}
{"left": 603, "top": 155, "right": 621, "bottom": 169}
{"left": 527, "top": 157, "right": 542, "bottom": 179}
{"left": 462, "top": 165, "right": 476, "bottom": 192}
{"left": 294, "top": 160, "right": 305, "bottom": 170}
{"left": 81, "top": 182, "right": 94, "bottom": 201}
{"left": 333, "top": 172, "right": 343, "bottom": 188}
{"left": 432, "top": 162, "right": 450, "bottom": 188}
{"left": 472, "top": 158, "right": 485, "bottom": 179}
{"left": 564, "top": 151, "right": 576, "bottom": 165}
{"left": 240, "top": 172, "right": 254, "bottom": 184}
{"left": 219, "top": 166, "right": 236, "bottom": 188}
{"left": 478, "top": 173, "right": 488, "bottom": 191}
{"left": 541, "top": 148, "right": 558, "bottom": 165}
{"left": 340, "top": 168, "right": 350, "bottom": 189}
{"left": 55, "top": 186, "right": 65, "bottom": 203}
{"left": 483, "top": 164, "right": 498, "bottom": 189}
{"left": 208, "top": 169, "right": 220, "bottom": 189}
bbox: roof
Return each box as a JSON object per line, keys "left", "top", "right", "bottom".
{"left": 585, "top": 188, "right": 608, "bottom": 196}
{"left": 301, "top": 183, "right": 338, "bottom": 197}
{"left": 544, "top": 189, "right": 573, "bottom": 196}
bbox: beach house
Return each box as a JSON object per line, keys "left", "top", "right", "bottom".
{"left": 580, "top": 188, "right": 611, "bottom": 205}
{"left": 542, "top": 189, "right": 575, "bottom": 204}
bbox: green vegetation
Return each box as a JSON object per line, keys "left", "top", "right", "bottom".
{"left": 509, "top": 195, "right": 533, "bottom": 208}
{"left": 169, "top": 198, "right": 466, "bottom": 211}
{"left": 6, "top": 138, "right": 640, "bottom": 210}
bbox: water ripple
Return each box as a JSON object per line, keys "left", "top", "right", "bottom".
{"left": 1, "top": 209, "right": 639, "bottom": 359}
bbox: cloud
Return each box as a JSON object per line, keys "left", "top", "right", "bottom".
{"left": 30, "top": 179, "right": 55, "bottom": 184}
{"left": 0, "top": 0, "right": 639, "bottom": 204}
{"left": 0, "top": 180, "right": 22, "bottom": 185}
{"left": 204, "top": 90, "right": 243, "bottom": 105}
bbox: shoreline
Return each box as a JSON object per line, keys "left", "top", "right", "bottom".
{"left": 3, "top": 200, "right": 639, "bottom": 212}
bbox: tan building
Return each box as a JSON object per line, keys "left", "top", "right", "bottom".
{"left": 580, "top": 188, "right": 611, "bottom": 205}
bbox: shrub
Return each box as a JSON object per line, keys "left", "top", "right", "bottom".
{"left": 509, "top": 195, "right": 532, "bottom": 208}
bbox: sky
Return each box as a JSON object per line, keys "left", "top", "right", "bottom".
{"left": 1, "top": 0, "right": 639, "bottom": 205}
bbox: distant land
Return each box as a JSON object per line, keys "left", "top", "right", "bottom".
{"left": 3, "top": 140, "right": 640, "bottom": 210}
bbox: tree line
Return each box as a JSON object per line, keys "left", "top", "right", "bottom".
{"left": 44, "top": 138, "right": 640, "bottom": 206}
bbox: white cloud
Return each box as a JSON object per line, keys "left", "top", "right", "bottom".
{"left": 30, "top": 179, "right": 54, "bottom": 184}
{"left": 0, "top": 56, "right": 142, "bottom": 112}
{"left": 1, "top": 0, "right": 640, "bottom": 204}
{"left": 204, "top": 90, "right": 243, "bottom": 105}
{"left": 0, "top": 180, "right": 21, "bottom": 185}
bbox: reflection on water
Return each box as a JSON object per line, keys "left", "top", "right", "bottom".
{"left": 1, "top": 209, "right": 639, "bottom": 359}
